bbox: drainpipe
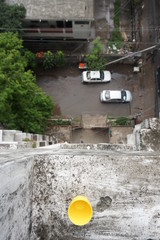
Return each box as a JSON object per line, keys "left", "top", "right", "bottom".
{"left": 152, "top": 0, "right": 159, "bottom": 118}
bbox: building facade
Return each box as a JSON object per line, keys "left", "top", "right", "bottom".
{"left": 5, "top": 0, "right": 94, "bottom": 40}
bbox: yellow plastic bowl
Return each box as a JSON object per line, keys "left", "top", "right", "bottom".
{"left": 68, "top": 196, "right": 93, "bottom": 226}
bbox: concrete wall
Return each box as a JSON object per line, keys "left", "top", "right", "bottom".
{"left": 0, "top": 130, "right": 55, "bottom": 149}
{"left": 109, "top": 126, "right": 133, "bottom": 144}
{"left": 127, "top": 118, "right": 160, "bottom": 151}
{"left": 0, "top": 140, "right": 160, "bottom": 239}
{"left": 0, "top": 153, "right": 34, "bottom": 240}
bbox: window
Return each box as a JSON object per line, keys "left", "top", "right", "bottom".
{"left": 56, "top": 21, "right": 64, "bottom": 28}
{"left": 121, "top": 90, "right": 127, "bottom": 101}
{"left": 105, "top": 92, "right": 110, "bottom": 99}
{"left": 65, "top": 21, "right": 72, "bottom": 28}
{"left": 40, "top": 20, "right": 49, "bottom": 26}
{"left": 75, "top": 21, "right": 89, "bottom": 25}
{"left": 100, "top": 71, "right": 104, "bottom": 79}
{"left": 30, "top": 20, "right": 39, "bottom": 27}
{"left": 87, "top": 71, "right": 91, "bottom": 79}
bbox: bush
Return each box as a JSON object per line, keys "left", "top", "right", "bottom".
{"left": 55, "top": 51, "right": 66, "bottom": 67}
{"left": 86, "top": 54, "right": 105, "bottom": 70}
{"left": 115, "top": 117, "right": 130, "bottom": 126}
{"left": 50, "top": 119, "right": 71, "bottom": 126}
{"left": 42, "top": 50, "right": 66, "bottom": 69}
{"left": 86, "top": 38, "right": 106, "bottom": 70}
{"left": 43, "top": 51, "right": 55, "bottom": 70}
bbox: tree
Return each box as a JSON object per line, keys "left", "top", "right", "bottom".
{"left": 23, "top": 49, "right": 37, "bottom": 70}
{"left": 86, "top": 38, "right": 106, "bottom": 70}
{"left": 91, "top": 38, "right": 103, "bottom": 55}
{"left": 0, "top": 0, "right": 26, "bottom": 35}
{"left": 86, "top": 54, "right": 105, "bottom": 70}
{"left": 0, "top": 32, "right": 54, "bottom": 133}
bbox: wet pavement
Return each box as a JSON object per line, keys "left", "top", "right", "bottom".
{"left": 36, "top": 63, "right": 138, "bottom": 118}
{"left": 36, "top": 0, "right": 158, "bottom": 122}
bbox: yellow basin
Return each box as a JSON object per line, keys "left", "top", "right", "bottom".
{"left": 68, "top": 196, "right": 93, "bottom": 226}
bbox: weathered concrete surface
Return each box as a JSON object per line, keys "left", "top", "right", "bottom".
{"left": 128, "top": 118, "right": 160, "bottom": 151}
{"left": 139, "top": 118, "right": 160, "bottom": 151}
{"left": 5, "top": 0, "right": 94, "bottom": 20}
{"left": 30, "top": 146, "right": 160, "bottom": 240}
{"left": 109, "top": 126, "right": 133, "bottom": 144}
{"left": 0, "top": 142, "right": 160, "bottom": 240}
{"left": 72, "top": 128, "right": 109, "bottom": 144}
{"left": 2, "top": 130, "right": 22, "bottom": 142}
{"left": 0, "top": 152, "right": 34, "bottom": 240}
{"left": 60, "top": 142, "right": 136, "bottom": 151}
{"left": 0, "top": 130, "right": 55, "bottom": 149}
{"left": 82, "top": 114, "right": 107, "bottom": 128}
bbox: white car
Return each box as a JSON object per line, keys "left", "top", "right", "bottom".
{"left": 100, "top": 90, "right": 132, "bottom": 103}
{"left": 82, "top": 70, "right": 111, "bottom": 83}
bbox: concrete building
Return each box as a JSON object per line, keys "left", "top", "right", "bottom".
{"left": 1, "top": 118, "right": 160, "bottom": 239}
{"left": 5, "top": 0, "right": 94, "bottom": 40}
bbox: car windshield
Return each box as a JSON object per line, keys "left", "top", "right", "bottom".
{"left": 100, "top": 71, "right": 104, "bottom": 79}
{"left": 121, "top": 90, "right": 127, "bottom": 101}
{"left": 87, "top": 71, "right": 91, "bottom": 79}
{"left": 105, "top": 91, "right": 110, "bottom": 99}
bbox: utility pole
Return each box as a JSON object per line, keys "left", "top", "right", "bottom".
{"left": 152, "top": 0, "right": 159, "bottom": 118}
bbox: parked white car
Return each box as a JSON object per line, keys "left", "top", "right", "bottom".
{"left": 82, "top": 70, "right": 111, "bottom": 83}
{"left": 100, "top": 90, "right": 132, "bottom": 103}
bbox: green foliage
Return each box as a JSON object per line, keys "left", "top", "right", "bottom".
{"left": 42, "top": 50, "right": 66, "bottom": 69}
{"left": 86, "top": 54, "right": 105, "bottom": 71}
{"left": 49, "top": 119, "right": 71, "bottom": 126}
{"left": 115, "top": 117, "right": 130, "bottom": 126}
{"left": 108, "top": 0, "right": 123, "bottom": 49}
{"left": 91, "top": 38, "right": 103, "bottom": 55}
{"left": 32, "top": 142, "right": 37, "bottom": 148}
{"left": 86, "top": 38, "right": 106, "bottom": 70}
{"left": 23, "top": 138, "right": 31, "bottom": 142}
{"left": 24, "top": 49, "right": 37, "bottom": 70}
{"left": 43, "top": 51, "right": 55, "bottom": 70}
{"left": 0, "top": 0, "right": 26, "bottom": 35}
{"left": 0, "top": 32, "right": 54, "bottom": 134}
{"left": 108, "top": 29, "right": 123, "bottom": 49}
{"left": 55, "top": 51, "right": 66, "bottom": 67}
{"left": 134, "top": 0, "right": 143, "bottom": 5}
{"left": 114, "top": 0, "right": 120, "bottom": 28}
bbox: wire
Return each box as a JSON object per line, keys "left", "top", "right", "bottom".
{"left": 96, "top": 0, "right": 131, "bottom": 34}
{"left": 0, "top": 26, "right": 160, "bottom": 33}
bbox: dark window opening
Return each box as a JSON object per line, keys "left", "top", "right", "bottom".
{"left": 56, "top": 21, "right": 64, "bottom": 28}
{"left": 65, "top": 21, "right": 72, "bottom": 28}
{"left": 75, "top": 21, "right": 89, "bottom": 25}
{"left": 30, "top": 20, "right": 39, "bottom": 27}
{"left": 121, "top": 90, "right": 127, "bottom": 101}
{"left": 40, "top": 20, "right": 49, "bottom": 26}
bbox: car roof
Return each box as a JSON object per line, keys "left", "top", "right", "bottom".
{"left": 109, "top": 90, "right": 121, "bottom": 99}
{"left": 90, "top": 71, "right": 100, "bottom": 79}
